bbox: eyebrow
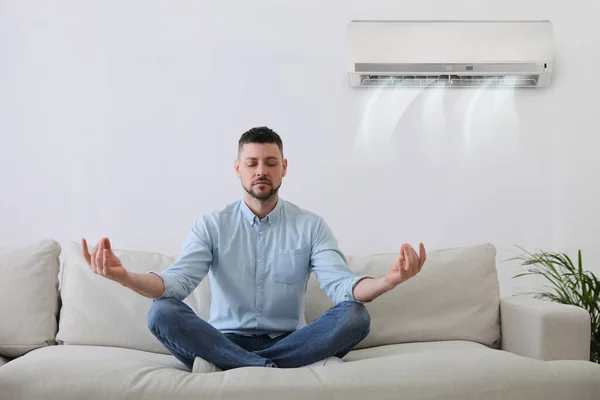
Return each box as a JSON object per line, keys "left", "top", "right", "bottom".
{"left": 244, "top": 157, "right": 279, "bottom": 161}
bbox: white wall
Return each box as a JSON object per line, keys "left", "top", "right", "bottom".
{"left": 1, "top": 0, "right": 599, "bottom": 296}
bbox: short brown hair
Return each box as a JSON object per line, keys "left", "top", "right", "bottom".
{"left": 238, "top": 126, "right": 283, "bottom": 158}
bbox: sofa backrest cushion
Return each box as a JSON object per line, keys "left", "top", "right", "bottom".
{"left": 56, "top": 241, "right": 210, "bottom": 354}
{"left": 58, "top": 241, "right": 500, "bottom": 354}
{"left": 305, "top": 243, "right": 501, "bottom": 349}
{"left": 0, "top": 239, "right": 61, "bottom": 357}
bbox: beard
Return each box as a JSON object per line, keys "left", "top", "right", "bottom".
{"left": 243, "top": 179, "right": 281, "bottom": 202}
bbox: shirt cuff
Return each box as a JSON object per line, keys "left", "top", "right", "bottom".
{"left": 148, "top": 271, "right": 177, "bottom": 299}
{"left": 347, "top": 275, "right": 374, "bottom": 304}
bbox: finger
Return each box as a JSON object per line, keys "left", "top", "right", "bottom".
{"left": 104, "top": 237, "right": 113, "bottom": 254}
{"left": 398, "top": 245, "right": 406, "bottom": 267}
{"left": 403, "top": 245, "right": 413, "bottom": 272}
{"left": 90, "top": 242, "right": 99, "bottom": 273}
{"left": 103, "top": 249, "right": 110, "bottom": 277}
{"left": 404, "top": 246, "right": 414, "bottom": 276}
{"left": 81, "top": 239, "right": 92, "bottom": 265}
{"left": 83, "top": 238, "right": 97, "bottom": 274}
{"left": 419, "top": 242, "right": 427, "bottom": 269}
{"left": 395, "top": 252, "right": 405, "bottom": 282}
{"left": 96, "top": 239, "right": 105, "bottom": 275}
{"left": 408, "top": 246, "right": 419, "bottom": 274}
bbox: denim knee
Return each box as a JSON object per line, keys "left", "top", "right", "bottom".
{"left": 147, "top": 297, "right": 178, "bottom": 332}
{"left": 341, "top": 301, "right": 371, "bottom": 337}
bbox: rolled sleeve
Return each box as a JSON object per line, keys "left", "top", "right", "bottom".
{"left": 149, "top": 218, "right": 212, "bottom": 301}
{"left": 310, "top": 217, "right": 372, "bottom": 304}
{"left": 348, "top": 275, "right": 374, "bottom": 303}
{"left": 148, "top": 271, "right": 180, "bottom": 299}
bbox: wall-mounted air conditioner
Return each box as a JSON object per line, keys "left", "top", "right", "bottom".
{"left": 347, "top": 20, "right": 554, "bottom": 88}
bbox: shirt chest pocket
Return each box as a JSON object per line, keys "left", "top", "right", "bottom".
{"left": 273, "top": 248, "right": 310, "bottom": 285}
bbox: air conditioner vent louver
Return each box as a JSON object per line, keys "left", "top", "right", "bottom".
{"left": 360, "top": 75, "right": 539, "bottom": 87}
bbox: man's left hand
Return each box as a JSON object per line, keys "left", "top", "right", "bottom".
{"left": 384, "top": 243, "right": 427, "bottom": 289}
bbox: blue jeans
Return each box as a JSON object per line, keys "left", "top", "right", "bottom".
{"left": 147, "top": 297, "right": 370, "bottom": 371}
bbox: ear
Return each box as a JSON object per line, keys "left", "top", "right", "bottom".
{"left": 234, "top": 159, "right": 241, "bottom": 178}
{"left": 282, "top": 158, "right": 288, "bottom": 177}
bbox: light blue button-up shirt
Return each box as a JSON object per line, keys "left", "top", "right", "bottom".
{"left": 153, "top": 199, "right": 369, "bottom": 337}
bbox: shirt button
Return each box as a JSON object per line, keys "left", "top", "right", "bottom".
{"left": 258, "top": 258, "right": 262, "bottom": 262}
{"left": 259, "top": 231, "right": 263, "bottom": 236}
{"left": 257, "top": 285, "right": 261, "bottom": 290}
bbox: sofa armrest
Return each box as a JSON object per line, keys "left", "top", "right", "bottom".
{"left": 500, "top": 296, "right": 591, "bottom": 361}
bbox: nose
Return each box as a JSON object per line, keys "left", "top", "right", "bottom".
{"left": 255, "top": 164, "right": 267, "bottom": 177}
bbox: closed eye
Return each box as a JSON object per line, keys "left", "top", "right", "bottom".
{"left": 245, "top": 162, "right": 278, "bottom": 167}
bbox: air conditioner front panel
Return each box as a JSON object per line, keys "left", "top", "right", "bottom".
{"left": 347, "top": 20, "right": 554, "bottom": 88}
{"left": 354, "top": 63, "right": 545, "bottom": 74}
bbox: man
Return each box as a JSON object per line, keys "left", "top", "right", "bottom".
{"left": 82, "top": 126, "right": 426, "bottom": 373}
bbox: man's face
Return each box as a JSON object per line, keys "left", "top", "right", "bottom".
{"left": 235, "top": 143, "right": 287, "bottom": 202}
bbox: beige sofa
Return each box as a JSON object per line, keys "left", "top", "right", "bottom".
{"left": 1, "top": 240, "right": 599, "bottom": 400}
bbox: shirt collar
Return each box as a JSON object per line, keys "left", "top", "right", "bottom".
{"left": 240, "top": 198, "right": 283, "bottom": 226}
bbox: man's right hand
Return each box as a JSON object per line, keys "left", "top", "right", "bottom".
{"left": 82, "top": 237, "right": 128, "bottom": 284}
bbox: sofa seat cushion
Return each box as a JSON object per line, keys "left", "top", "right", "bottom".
{"left": 1, "top": 343, "right": 599, "bottom": 400}
{"left": 342, "top": 339, "right": 491, "bottom": 361}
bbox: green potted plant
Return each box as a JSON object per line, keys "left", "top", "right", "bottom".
{"left": 508, "top": 247, "right": 600, "bottom": 364}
